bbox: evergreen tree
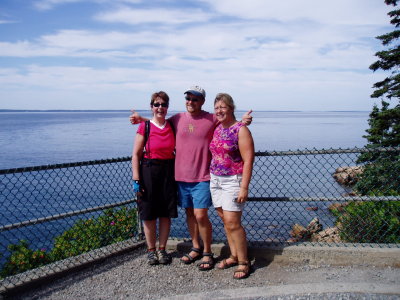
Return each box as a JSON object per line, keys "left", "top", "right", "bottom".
{"left": 356, "top": 0, "right": 400, "bottom": 195}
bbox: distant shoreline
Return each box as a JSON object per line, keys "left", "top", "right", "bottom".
{"left": 0, "top": 109, "right": 369, "bottom": 113}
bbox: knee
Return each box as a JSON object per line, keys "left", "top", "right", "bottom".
{"left": 224, "top": 220, "right": 241, "bottom": 232}
{"left": 194, "top": 211, "right": 210, "bottom": 225}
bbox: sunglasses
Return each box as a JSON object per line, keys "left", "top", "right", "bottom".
{"left": 185, "top": 96, "right": 200, "bottom": 102}
{"left": 152, "top": 103, "right": 168, "bottom": 108}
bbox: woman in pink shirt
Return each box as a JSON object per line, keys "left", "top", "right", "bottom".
{"left": 209, "top": 93, "right": 255, "bottom": 279}
{"left": 131, "top": 91, "right": 177, "bottom": 266}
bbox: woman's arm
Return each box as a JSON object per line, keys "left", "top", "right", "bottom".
{"left": 237, "top": 126, "right": 255, "bottom": 203}
{"left": 132, "top": 133, "right": 145, "bottom": 180}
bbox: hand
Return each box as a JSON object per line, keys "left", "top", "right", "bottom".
{"left": 241, "top": 109, "right": 253, "bottom": 126}
{"left": 130, "top": 110, "right": 142, "bottom": 125}
{"left": 236, "top": 187, "right": 248, "bottom": 203}
{"left": 132, "top": 180, "right": 141, "bottom": 193}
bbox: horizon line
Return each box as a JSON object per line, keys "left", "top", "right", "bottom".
{"left": 0, "top": 109, "right": 370, "bottom": 113}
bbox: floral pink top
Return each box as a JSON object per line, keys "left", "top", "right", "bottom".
{"left": 209, "top": 122, "right": 245, "bottom": 176}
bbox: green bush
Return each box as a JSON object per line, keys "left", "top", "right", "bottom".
{"left": 332, "top": 201, "right": 400, "bottom": 243}
{"left": 51, "top": 207, "right": 137, "bottom": 260}
{"left": 355, "top": 155, "right": 400, "bottom": 196}
{"left": 0, "top": 240, "right": 51, "bottom": 278}
{"left": 0, "top": 207, "right": 137, "bottom": 278}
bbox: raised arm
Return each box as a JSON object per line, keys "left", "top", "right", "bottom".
{"left": 237, "top": 126, "right": 255, "bottom": 203}
{"left": 130, "top": 110, "right": 149, "bottom": 125}
{"left": 241, "top": 109, "right": 253, "bottom": 126}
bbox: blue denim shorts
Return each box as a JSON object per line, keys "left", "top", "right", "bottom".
{"left": 177, "top": 181, "right": 212, "bottom": 209}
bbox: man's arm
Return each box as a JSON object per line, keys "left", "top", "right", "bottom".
{"left": 241, "top": 109, "right": 253, "bottom": 126}
{"left": 130, "top": 110, "right": 149, "bottom": 125}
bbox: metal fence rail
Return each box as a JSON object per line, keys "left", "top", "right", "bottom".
{"left": 0, "top": 147, "right": 399, "bottom": 288}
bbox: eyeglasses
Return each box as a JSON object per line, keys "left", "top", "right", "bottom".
{"left": 185, "top": 96, "right": 200, "bottom": 102}
{"left": 153, "top": 103, "right": 168, "bottom": 108}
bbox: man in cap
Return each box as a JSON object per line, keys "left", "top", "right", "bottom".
{"left": 130, "top": 86, "right": 252, "bottom": 271}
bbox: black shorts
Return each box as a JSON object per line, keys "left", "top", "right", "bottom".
{"left": 137, "top": 158, "right": 178, "bottom": 220}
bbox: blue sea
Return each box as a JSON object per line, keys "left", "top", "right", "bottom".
{"left": 0, "top": 110, "right": 369, "bottom": 169}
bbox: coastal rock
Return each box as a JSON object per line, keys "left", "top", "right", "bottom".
{"left": 288, "top": 218, "right": 340, "bottom": 243}
{"left": 311, "top": 227, "right": 342, "bottom": 243}
{"left": 333, "top": 166, "right": 364, "bottom": 186}
{"left": 289, "top": 218, "right": 322, "bottom": 242}
{"left": 306, "top": 217, "right": 323, "bottom": 235}
{"left": 306, "top": 206, "right": 318, "bottom": 211}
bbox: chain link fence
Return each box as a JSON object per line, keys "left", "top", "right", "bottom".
{"left": 1, "top": 147, "right": 399, "bottom": 291}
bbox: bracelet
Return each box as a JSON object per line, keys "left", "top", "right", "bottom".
{"left": 133, "top": 180, "right": 140, "bottom": 184}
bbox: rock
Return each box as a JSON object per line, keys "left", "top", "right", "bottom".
{"left": 311, "top": 227, "right": 342, "bottom": 243}
{"left": 289, "top": 218, "right": 323, "bottom": 242}
{"left": 306, "top": 206, "right": 318, "bottom": 211}
{"left": 290, "top": 224, "right": 307, "bottom": 238}
{"left": 306, "top": 217, "right": 323, "bottom": 235}
{"left": 333, "top": 166, "right": 364, "bottom": 186}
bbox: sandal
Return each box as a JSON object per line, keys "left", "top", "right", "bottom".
{"left": 233, "top": 261, "right": 251, "bottom": 280}
{"left": 181, "top": 247, "right": 202, "bottom": 265}
{"left": 198, "top": 252, "right": 215, "bottom": 271}
{"left": 217, "top": 255, "right": 238, "bottom": 270}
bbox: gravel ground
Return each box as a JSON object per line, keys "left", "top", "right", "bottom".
{"left": 5, "top": 245, "right": 400, "bottom": 300}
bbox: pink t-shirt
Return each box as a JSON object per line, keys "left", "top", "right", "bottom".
{"left": 209, "top": 122, "right": 245, "bottom": 176}
{"left": 169, "top": 111, "right": 217, "bottom": 182}
{"left": 137, "top": 121, "right": 175, "bottom": 160}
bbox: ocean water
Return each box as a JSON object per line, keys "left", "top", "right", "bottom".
{"left": 0, "top": 110, "right": 369, "bottom": 169}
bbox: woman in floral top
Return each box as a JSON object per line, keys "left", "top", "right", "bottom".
{"left": 209, "top": 93, "right": 255, "bottom": 279}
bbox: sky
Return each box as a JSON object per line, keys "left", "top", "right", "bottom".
{"left": 0, "top": 0, "right": 394, "bottom": 112}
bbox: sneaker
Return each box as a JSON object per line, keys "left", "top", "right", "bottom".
{"left": 158, "top": 249, "right": 172, "bottom": 265}
{"left": 147, "top": 250, "right": 159, "bottom": 265}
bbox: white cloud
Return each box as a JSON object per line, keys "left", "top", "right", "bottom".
{"left": 200, "top": 0, "right": 391, "bottom": 26}
{"left": 0, "top": 0, "right": 392, "bottom": 110}
{"left": 33, "top": 0, "right": 84, "bottom": 11}
{"left": 33, "top": 0, "right": 142, "bottom": 11}
{"left": 95, "top": 7, "right": 210, "bottom": 24}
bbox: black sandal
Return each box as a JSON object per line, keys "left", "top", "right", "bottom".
{"left": 198, "top": 252, "right": 215, "bottom": 271}
{"left": 233, "top": 261, "right": 251, "bottom": 279}
{"left": 181, "top": 247, "right": 202, "bottom": 265}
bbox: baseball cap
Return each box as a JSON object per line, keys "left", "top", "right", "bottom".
{"left": 184, "top": 85, "right": 206, "bottom": 98}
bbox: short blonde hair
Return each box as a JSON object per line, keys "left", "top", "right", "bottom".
{"left": 214, "top": 93, "right": 236, "bottom": 111}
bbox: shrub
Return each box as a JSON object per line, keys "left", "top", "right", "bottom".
{"left": 332, "top": 201, "right": 400, "bottom": 243}
{"left": 0, "top": 240, "right": 51, "bottom": 278}
{"left": 0, "top": 207, "right": 137, "bottom": 278}
{"left": 355, "top": 155, "right": 400, "bottom": 196}
{"left": 51, "top": 207, "right": 137, "bottom": 261}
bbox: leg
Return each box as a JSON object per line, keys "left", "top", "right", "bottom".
{"left": 181, "top": 208, "right": 202, "bottom": 263}
{"left": 223, "top": 210, "right": 249, "bottom": 279}
{"left": 157, "top": 217, "right": 172, "bottom": 265}
{"left": 158, "top": 217, "right": 171, "bottom": 249}
{"left": 216, "top": 207, "right": 238, "bottom": 269}
{"left": 143, "top": 219, "right": 159, "bottom": 265}
{"left": 143, "top": 219, "right": 157, "bottom": 249}
{"left": 194, "top": 208, "right": 214, "bottom": 270}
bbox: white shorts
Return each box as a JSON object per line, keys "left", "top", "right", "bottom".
{"left": 210, "top": 173, "right": 244, "bottom": 212}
